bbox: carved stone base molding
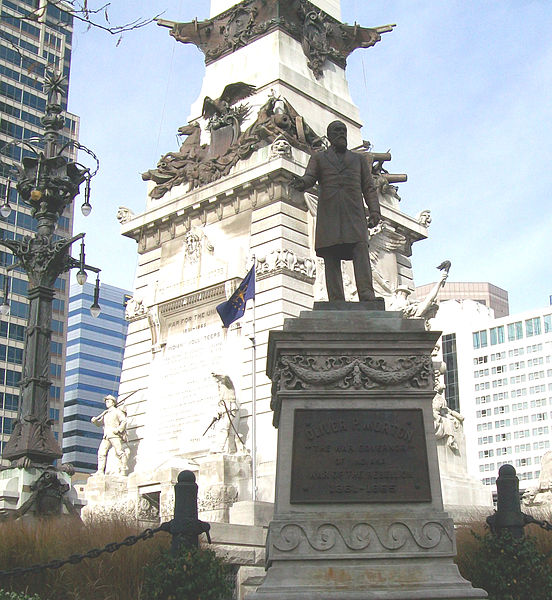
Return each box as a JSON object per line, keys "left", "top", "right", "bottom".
{"left": 248, "top": 308, "right": 486, "bottom": 600}
{"left": 196, "top": 452, "right": 252, "bottom": 523}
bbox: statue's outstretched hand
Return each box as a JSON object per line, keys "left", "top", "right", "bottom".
{"left": 290, "top": 175, "right": 306, "bottom": 192}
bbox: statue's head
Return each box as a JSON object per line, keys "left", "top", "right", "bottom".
{"left": 395, "top": 285, "right": 412, "bottom": 299}
{"left": 327, "top": 120, "right": 347, "bottom": 151}
{"left": 104, "top": 394, "right": 116, "bottom": 408}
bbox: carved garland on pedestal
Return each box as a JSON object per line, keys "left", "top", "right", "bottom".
{"left": 271, "top": 354, "right": 433, "bottom": 426}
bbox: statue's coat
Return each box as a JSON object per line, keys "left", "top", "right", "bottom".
{"left": 300, "top": 148, "right": 380, "bottom": 257}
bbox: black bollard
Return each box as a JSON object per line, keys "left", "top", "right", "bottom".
{"left": 170, "top": 470, "right": 211, "bottom": 556}
{"left": 487, "top": 464, "right": 526, "bottom": 538}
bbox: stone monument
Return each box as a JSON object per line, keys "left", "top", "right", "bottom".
{"left": 86, "top": 0, "right": 428, "bottom": 524}
{"left": 247, "top": 307, "right": 486, "bottom": 599}
{"left": 82, "top": 1, "right": 470, "bottom": 592}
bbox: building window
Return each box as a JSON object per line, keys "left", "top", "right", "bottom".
{"left": 525, "top": 317, "right": 542, "bottom": 337}
{"left": 513, "top": 430, "right": 530, "bottom": 439}
{"left": 473, "top": 330, "right": 488, "bottom": 349}
{"left": 508, "top": 322, "right": 523, "bottom": 341}
{"left": 544, "top": 314, "right": 552, "bottom": 334}
{"left": 490, "top": 326, "right": 505, "bottom": 345}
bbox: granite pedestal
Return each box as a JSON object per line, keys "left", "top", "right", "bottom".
{"left": 247, "top": 306, "right": 486, "bottom": 600}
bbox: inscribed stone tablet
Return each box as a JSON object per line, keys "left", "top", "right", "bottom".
{"left": 291, "top": 409, "right": 431, "bottom": 503}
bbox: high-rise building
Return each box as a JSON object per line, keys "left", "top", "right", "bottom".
{"left": 0, "top": 1, "right": 79, "bottom": 459}
{"left": 415, "top": 281, "right": 509, "bottom": 318}
{"left": 63, "top": 282, "right": 130, "bottom": 473}
{"left": 431, "top": 300, "right": 552, "bottom": 494}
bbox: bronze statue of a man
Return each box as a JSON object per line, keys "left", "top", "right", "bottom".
{"left": 292, "top": 120, "right": 381, "bottom": 301}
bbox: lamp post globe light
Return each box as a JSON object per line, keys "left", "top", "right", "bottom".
{"left": 0, "top": 72, "right": 101, "bottom": 468}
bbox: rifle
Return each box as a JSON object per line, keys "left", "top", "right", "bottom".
{"left": 202, "top": 414, "right": 221, "bottom": 436}
{"left": 92, "top": 389, "right": 139, "bottom": 422}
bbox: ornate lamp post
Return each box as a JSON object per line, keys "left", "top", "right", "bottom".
{"left": 0, "top": 72, "right": 100, "bottom": 468}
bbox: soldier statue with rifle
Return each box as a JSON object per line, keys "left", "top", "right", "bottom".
{"left": 91, "top": 394, "right": 130, "bottom": 475}
{"left": 203, "top": 373, "right": 245, "bottom": 454}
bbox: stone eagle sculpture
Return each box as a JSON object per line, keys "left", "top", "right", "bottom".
{"left": 201, "top": 82, "right": 256, "bottom": 128}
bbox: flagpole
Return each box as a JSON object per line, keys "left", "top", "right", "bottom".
{"left": 250, "top": 256, "right": 257, "bottom": 502}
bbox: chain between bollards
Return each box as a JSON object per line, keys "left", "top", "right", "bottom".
{"left": 0, "top": 470, "right": 211, "bottom": 578}
{"left": 0, "top": 524, "right": 170, "bottom": 578}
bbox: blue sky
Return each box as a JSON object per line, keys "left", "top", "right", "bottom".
{"left": 67, "top": 1, "right": 551, "bottom": 314}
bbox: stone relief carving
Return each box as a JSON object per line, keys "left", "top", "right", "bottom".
{"left": 160, "top": 493, "right": 175, "bottom": 522}
{"left": 183, "top": 231, "right": 201, "bottom": 263}
{"left": 388, "top": 261, "right": 451, "bottom": 328}
{"left": 125, "top": 296, "right": 147, "bottom": 321}
{"left": 274, "top": 354, "right": 432, "bottom": 391}
{"left": 143, "top": 93, "right": 323, "bottom": 200}
{"left": 432, "top": 383, "right": 464, "bottom": 453}
{"left": 270, "top": 519, "right": 454, "bottom": 555}
{"left": 271, "top": 353, "right": 431, "bottom": 425}
{"left": 116, "top": 206, "right": 135, "bottom": 224}
{"left": 198, "top": 484, "right": 239, "bottom": 511}
{"left": 202, "top": 82, "right": 256, "bottom": 155}
{"left": 269, "top": 135, "right": 292, "bottom": 158}
{"left": 417, "top": 209, "right": 432, "bottom": 227}
{"left": 137, "top": 495, "right": 160, "bottom": 521}
{"left": 256, "top": 248, "right": 316, "bottom": 282}
{"left": 158, "top": 0, "right": 393, "bottom": 78}
{"left": 88, "top": 499, "right": 136, "bottom": 522}
{"left": 147, "top": 305, "right": 163, "bottom": 351}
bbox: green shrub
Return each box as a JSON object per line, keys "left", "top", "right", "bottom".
{"left": 142, "top": 546, "right": 233, "bottom": 600}
{"left": 465, "top": 529, "right": 552, "bottom": 600}
{"left": 0, "top": 591, "right": 42, "bottom": 600}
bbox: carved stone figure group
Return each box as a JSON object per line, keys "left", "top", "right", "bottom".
{"left": 143, "top": 93, "right": 324, "bottom": 200}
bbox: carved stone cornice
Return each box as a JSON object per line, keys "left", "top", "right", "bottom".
{"left": 160, "top": 0, "right": 392, "bottom": 78}
{"left": 127, "top": 170, "right": 306, "bottom": 253}
{"left": 268, "top": 517, "right": 455, "bottom": 559}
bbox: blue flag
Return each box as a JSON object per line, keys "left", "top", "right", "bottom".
{"left": 216, "top": 266, "right": 255, "bottom": 328}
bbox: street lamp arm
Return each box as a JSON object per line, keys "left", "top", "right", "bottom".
{"left": 0, "top": 139, "right": 42, "bottom": 160}
{"left": 57, "top": 142, "right": 100, "bottom": 177}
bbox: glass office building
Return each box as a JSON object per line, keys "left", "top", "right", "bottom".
{"left": 0, "top": 0, "right": 79, "bottom": 459}
{"left": 63, "top": 282, "right": 130, "bottom": 472}
{"left": 432, "top": 299, "right": 552, "bottom": 494}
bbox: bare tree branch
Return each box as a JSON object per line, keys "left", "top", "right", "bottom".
{"left": 3, "top": 1, "right": 164, "bottom": 37}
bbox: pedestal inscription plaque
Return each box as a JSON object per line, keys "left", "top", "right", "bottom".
{"left": 291, "top": 408, "right": 431, "bottom": 503}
